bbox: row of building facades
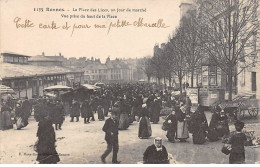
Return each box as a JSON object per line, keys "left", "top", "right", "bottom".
{"left": 0, "top": 52, "right": 141, "bottom": 99}
{"left": 167, "top": 0, "right": 260, "bottom": 104}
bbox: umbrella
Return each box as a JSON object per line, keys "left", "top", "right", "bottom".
{"left": 82, "top": 84, "right": 101, "bottom": 90}
{"left": 0, "top": 85, "right": 16, "bottom": 95}
{"left": 44, "top": 85, "right": 73, "bottom": 92}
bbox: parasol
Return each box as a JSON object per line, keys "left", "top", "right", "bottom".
{"left": 44, "top": 85, "right": 73, "bottom": 92}
{"left": 0, "top": 85, "right": 16, "bottom": 95}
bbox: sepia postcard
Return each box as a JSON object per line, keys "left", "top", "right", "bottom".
{"left": 0, "top": 0, "right": 259, "bottom": 165}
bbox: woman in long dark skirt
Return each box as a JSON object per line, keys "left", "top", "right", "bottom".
{"left": 138, "top": 104, "right": 152, "bottom": 139}
{"left": 190, "top": 106, "right": 208, "bottom": 144}
{"left": 118, "top": 100, "right": 129, "bottom": 130}
{"left": 36, "top": 116, "right": 60, "bottom": 164}
{"left": 165, "top": 110, "right": 177, "bottom": 143}
{"left": 150, "top": 99, "right": 161, "bottom": 124}
{"left": 217, "top": 110, "right": 230, "bottom": 137}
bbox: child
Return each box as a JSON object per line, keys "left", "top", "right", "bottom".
{"left": 228, "top": 120, "right": 247, "bottom": 164}
{"left": 165, "top": 110, "right": 177, "bottom": 143}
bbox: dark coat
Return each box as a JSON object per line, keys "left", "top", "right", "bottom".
{"left": 34, "top": 103, "right": 44, "bottom": 122}
{"left": 209, "top": 113, "right": 230, "bottom": 137}
{"left": 81, "top": 101, "right": 92, "bottom": 118}
{"left": 70, "top": 102, "right": 80, "bottom": 117}
{"left": 190, "top": 109, "right": 208, "bottom": 134}
{"left": 151, "top": 101, "right": 161, "bottom": 123}
{"left": 36, "top": 119, "right": 60, "bottom": 164}
{"left": 50, "top": 103, "right": 64, "bottom": 124}
{"left": 102, "top": 118, "right": 119, "bottom": 143}
{"left": 228, "top": 132, "right": 247, "bottom": 164}
{"left": 119, "top": 101, "right": 128, "bottom": 114}
{"left": 97, "top": 106, "right": 104, "bottom": 120}
{"left": 209, "top": 113, "right": 220, "bottom": 129}
{"left": 165, "top": 114, "right": 177, "bottom": 141}
{"left": 143, "top": 145, "right": 168, "bottom": 164}
{"left": 22, "top": 100, "right": 31, "bottom": 118}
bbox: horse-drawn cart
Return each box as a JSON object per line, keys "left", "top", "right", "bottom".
{"left": 218, "top": 92, "right": 259, "bottom": 120}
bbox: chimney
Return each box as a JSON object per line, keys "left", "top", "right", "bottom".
{"left": 42, "top": 52, "right": 45, "bottom": 56}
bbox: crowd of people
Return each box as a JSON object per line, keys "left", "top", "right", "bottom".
{"left": 0, "top": 82, "right": 248, "bottom": 164}
{"left": 0, "top": 97, "right": 32, "bottom": 130}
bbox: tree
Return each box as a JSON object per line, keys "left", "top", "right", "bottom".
{"left": 197, "top": 0, "right": 259, "bottom": 101}
{"left": 151, "top": 45, "right": 164, "bottom": 85}
{"left": 168, "top": 30, "right": 187, "bottom": 93}
{"left": 163, "top": 43, "right": 175, "bottom": 88}
{"left": 178, "top": 10, "right": 204, "bottom": 87}
{"left": 137, "top": 57, "right": 154, "bottom": 83}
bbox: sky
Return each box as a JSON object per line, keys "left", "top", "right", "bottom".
{"left": 0, "top": 0, "right": 181, "bottom": 62}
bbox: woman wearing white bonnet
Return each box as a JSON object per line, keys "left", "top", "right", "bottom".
{"left": 143, "top": 137, "right": 169, "bottom": 164}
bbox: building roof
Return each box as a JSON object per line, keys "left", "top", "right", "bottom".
{"left": 84, "top": 63, "right": 108, "bottom": 70}
{"left": 1, "top": 52, "right": 31, "bottom": 58}
{"left": 0, "top": 62, "right": 71, "bottom": 79}
{"left": 46, "top": 56, "right": 67, "bottom": 61}
{"left": 28, "top": 55, "right": 62, "bottom": 62}
{"left": 84, "top": 58, "right": 130, "bottom": 70}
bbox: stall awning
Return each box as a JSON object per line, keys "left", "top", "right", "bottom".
{"left": 82, "top": 84, "right": 100, "bottom": 90}
{"left": 0, "top": 85, "right": 16, "bottom": 95}
{"left": 44, "top": 85, "right": 73, "bottom": 92}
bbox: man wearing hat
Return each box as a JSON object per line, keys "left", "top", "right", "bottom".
{"left": 101, "top": 111, "right": 120, "bottom": 164}
{"left": 228, "top": 120, "right": 247, "bottom": 164}
{"left": 143, "top": 137, "right": 169, "bottom": 164}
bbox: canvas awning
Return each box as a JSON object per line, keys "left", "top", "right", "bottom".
{"left": 82, "top": 84, "right": 100, "bottom": 90}
{"left": 0, "top": 85, "right": 16, "bottom": 95}
{"left": 94, "top": 82, "right": 105, "bottom": 87}
{"left": 44, "top": 85, "right": 73, "bottom": 92}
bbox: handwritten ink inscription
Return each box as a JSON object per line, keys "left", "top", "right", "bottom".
{"left": 13, "top": 17, "right": 170, "bottom": 36}
{"left": 14, "top": 17, "right": 34, "bottom": 28}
